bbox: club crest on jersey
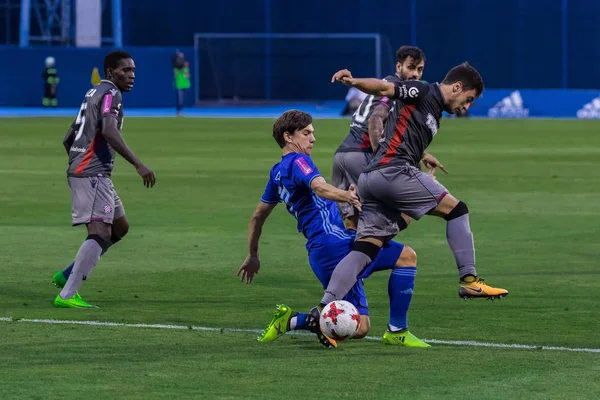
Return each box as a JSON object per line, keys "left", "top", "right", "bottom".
{"left": 103, "top": 204, "right": 113, "bottom": 214}
{"left": 294, "top": 158, "right": 313, "bottom": 175}
{"left": 426, "top": 113, "right": 438, "bottom": 137}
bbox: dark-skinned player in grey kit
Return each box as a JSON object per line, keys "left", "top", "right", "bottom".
{"left": 52, "top": 50, "right": 156, "bottom": 308}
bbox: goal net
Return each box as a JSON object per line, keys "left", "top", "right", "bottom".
{"left": 193, "top": 33, "right": 385, "bottom": 104}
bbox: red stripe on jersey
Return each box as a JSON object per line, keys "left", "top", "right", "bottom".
{"left": 379, "top": 104, "right": 416, "bottom": 166}
{"left": 360, "top": 132, "right": 370, "bottom": 149}
{"left": 73, "top": 134, "right": 98, "bottom": 174}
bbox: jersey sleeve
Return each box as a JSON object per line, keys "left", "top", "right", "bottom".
{"left": 260, "top": 167, "right": 281, "bottom": 204}
{"left": 100, "top": 91, "right": 122, "bottom": 119}
{"left": 391, "top": 80, "right": 430, "bottom": 104}
{"left": 291, "top": 154, "right": 322, "bottom": 188}
{"left": 260, "top": 172, "right": 280, "bottom": 204}
{"left": 371, "top": 75, "right": 400, "bottom": 109}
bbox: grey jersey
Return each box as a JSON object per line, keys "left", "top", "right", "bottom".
{"left": 365, "top": 82, "right": 444, "bottom": 172}
{"left": 66, "top": 80, "right": 124, "bottom": 177}
{"left": 336, "top": 75, "right": 402, "bottom": 153}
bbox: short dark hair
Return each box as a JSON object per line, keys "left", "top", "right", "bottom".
{"left": 272, "top": 110, "right": 313, "bottom": 148}
{"left": 396, "top": 46, "right": 425, "bottom": 64}
{"left": 441, "top": 62, "right": 484, "bottom": 97}
{"left": 104, "top": 50, "right": 132, "bottom": 76}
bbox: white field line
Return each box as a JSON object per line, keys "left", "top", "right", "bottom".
{"left": 1, "top": 317, "right": 599, "bottom": 353}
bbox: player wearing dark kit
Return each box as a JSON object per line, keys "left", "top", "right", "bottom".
{"left": 332, "top": 46, "right": 445, "bottom": 230}
{"left": 316, "top": 63, "right": 508, "bottom": 324}
{"left": 52, "top": 50, "right": 156, "bottom": 308}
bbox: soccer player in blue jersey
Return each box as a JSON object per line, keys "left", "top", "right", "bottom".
{"left": 238, "top": 110, "right": 429, "bottom": 348}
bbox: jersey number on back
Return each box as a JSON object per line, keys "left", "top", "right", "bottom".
{"left": 353, "top": 95, "right": 374, "bottom": 123}
{"left": 73, "top": 89, "right": 97, "bottom": 141}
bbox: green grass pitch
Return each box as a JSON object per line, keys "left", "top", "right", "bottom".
{"left": 0, "top": 116, "right": 599, "bottom": 399}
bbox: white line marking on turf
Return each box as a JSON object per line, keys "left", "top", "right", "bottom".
{"left": 2, "top": 317, "right": 599, "bottom": 354}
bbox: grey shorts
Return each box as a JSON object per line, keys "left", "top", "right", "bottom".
{"left": 357, "top": 164, "right": 449, "bottom": 240}
{"left": 332, "top": 151, "right": 372, "bottom": 218}
{"left": 68, "top": 176, "right": 125, "bottom": 226}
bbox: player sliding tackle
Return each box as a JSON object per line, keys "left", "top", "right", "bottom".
{"left": 315, "top": 63, "right": 508, "bottom": 319}
{"left": 238, "top": 110, "right": 429, "bottom": 348}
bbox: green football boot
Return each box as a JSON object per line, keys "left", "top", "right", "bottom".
{"left": 258, "top": 304, "right": 295, "bottom": 342}
{"left": 51, "top": 270, "right": 67, "bottom": 289}
{"left": 53, "top": 293, "right": 98, "bottom": 309}
{"left": 382, "top": 327, "right": 430, "bottom": 348}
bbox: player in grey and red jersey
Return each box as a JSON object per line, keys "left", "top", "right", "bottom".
{"left": 51, "top": 50, "right": 156, "bottom": 308}
{"left": 332, "top": 46, "right": 446, "bottom": 230}
{"left": 316, "top": 63, "right": 507, "bottom": 323}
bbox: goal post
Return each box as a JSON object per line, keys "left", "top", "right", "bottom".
{"left": 193, "top": 33, "right": 383, "bottom": 104}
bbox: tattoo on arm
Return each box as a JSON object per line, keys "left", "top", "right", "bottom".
{"left": 367, "top": 104, "right": 390, "bottom": 151}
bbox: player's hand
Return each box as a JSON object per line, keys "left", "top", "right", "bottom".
{"left": 136, "top": 164, "right": 156, "bottom": 188}
{"left": 347, "top": 184, "right": 362, "bottom": 212}
{"left": 331, "top": 69, "right": 355, "bottom": 87}
{"left": 421, "top": 153, "right": 448, "bottom": 176}
{"left": 238, "top": 256, "right": 260, "bottom": 284}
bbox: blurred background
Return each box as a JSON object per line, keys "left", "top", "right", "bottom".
{"left": 1, "top": 0, "right": 599, "bottom": 117}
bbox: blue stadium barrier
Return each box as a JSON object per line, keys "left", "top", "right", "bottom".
{"left": 467, "top": 89, "right": 600, "bottom": 118}
{"left": 0, "top": 46, "right": 194, "bottom": 107}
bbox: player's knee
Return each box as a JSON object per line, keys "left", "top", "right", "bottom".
{"left": 352, "top": 315, "right": 370, "bottom": 339}
{"left": 86, "top": 234, "right": 110, "bottom": 253}
{"left": 352, "top": 240, "right": 381, "bottom": 260}
{"left": 113, "top": 217, "right": 130, "bottom": 239}
{"left": 444, "top": 201, "right": 469, "bottom": 221}
{"left": 395, "top": 246, "right": 417, "bottom": 268}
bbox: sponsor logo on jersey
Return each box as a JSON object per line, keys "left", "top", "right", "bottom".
{"left": 70, "top": 146, "right": 87, "bottom": 153}
{"left": 102, "top": 94, "right": 113, "bottom": 114}
{"left": 294, "top": 158, "right": 313, "bottom": 175}
{"left": 426, "top": 113, "right": 438, "bottom": 137}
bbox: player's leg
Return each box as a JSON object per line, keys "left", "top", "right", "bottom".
{"left": 428, "top": 193, "right": 508, "bottom": 299}
{"left": 357, "top": 239, "right": 427, "bottom": 346}
{"left": 53, "top": 185, "right": 128, "bottom": 287}
{"left": 387, "top": 165, "right": 506, "bottom": 299}
{"left": 53, "top": 177, "right": 114, "bottom": 308}
{"left": 382, "top": 246, "right": 429, "bottom": 347}
{"left": 319, "top": 170, "right": 409, "bottom": 307}
{"left": 332, "top": 152, "right": 360, "bottom": 230}
{"left": 258, "top": 239, "right": 352, "bottom": 345}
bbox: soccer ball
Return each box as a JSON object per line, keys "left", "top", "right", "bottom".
{"left": 319, "top": 300, "right": 361, "bottom": 341}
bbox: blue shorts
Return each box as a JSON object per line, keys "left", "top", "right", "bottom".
{"left": 308, "top": 234, "right": 404, "bottom": 316}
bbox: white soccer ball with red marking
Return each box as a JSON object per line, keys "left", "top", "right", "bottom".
{"left": 319, "top": 300, "right": 361, "bottom": 341}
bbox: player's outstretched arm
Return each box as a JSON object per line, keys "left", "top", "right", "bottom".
{"left": 331, "top": 69, "right": 395, "bottom": 97}
{"left": 238, "top": 201, "right": 277, "bottom": 284}
{"left": 310, "top": 177, "right": 362, "bottom": 211}
{"left": 101, "top": 117, "right": 156, "bottom": 188}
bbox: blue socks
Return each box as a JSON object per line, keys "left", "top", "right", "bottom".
{"left": 388, "top": 267, "right": 416, "bottom": 331}
{"left": 62, "top": 261, "right": 75, "bottom": 280}
{"left": 291, "top": 313, "right": 312, "bottom": 331}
